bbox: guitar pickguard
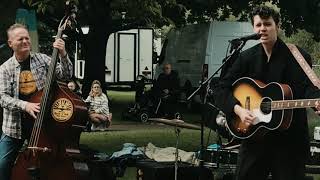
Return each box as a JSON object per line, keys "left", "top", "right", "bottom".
{"left": 252, "top": 108, "right": 272, "bottom": 125}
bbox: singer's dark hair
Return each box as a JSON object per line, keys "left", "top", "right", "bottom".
{"left": 250, "top": 5, "right": 280, "bottom": 26}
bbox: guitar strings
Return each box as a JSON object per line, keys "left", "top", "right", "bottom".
{"left": 28, "top": 18, "right": 68, "bottom": 150}
{"left": 241, "top": 101, "right": 316, "bottom": 111}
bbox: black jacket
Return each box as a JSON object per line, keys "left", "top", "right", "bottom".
{"left": 215, "top": 38, "right": 320, "bottom": 157}
{"left": 154, "top": 70, "right": 180, "bottom": 98}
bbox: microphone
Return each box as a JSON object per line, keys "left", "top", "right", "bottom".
{"left": 230, "top": 33, "right": 261, "bottom": 43}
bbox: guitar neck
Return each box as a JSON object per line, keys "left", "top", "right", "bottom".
{"left": 272, "top": 99, "right": 319, "bottom": 110}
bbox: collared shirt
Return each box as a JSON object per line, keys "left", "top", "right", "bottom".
{"left": 0, "top": 52, "right": 73, "bottom": 139}
{"left": 85, "top": 93, "right": 109, "bottom": 116}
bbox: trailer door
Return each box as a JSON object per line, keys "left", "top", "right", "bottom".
{"left": 138, "top": 29, "right": 153, "bottom": 80}
{"left": 118, "top": 33, "right": 136, "bottom": 82}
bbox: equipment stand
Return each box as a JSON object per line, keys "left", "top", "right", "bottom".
{"left": 174, "top": 127, "right": 181, "bottom": 180}
{"left": 186, "top": 40, "right": 247, "bottom": 180}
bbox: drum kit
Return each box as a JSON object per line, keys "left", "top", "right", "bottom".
{"left": 148, "top": 118, "right": 239, "bottom": 180}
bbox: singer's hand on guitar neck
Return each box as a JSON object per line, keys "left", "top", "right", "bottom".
{"left": 25, "top": 102, "right": 40, "bottom": 119}
{"left": 234, "top": 104, "right": 256, "bottom": 125}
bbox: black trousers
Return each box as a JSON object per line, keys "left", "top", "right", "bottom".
{"left": 158, "top": 96, "right": 177, "bottom": 118}
{"left": 236, "top": 141, "right": 306, "bottom": 180}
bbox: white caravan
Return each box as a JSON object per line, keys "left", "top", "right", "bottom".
{"left": 74, "top": 28, "right": 160, "bottom": 85}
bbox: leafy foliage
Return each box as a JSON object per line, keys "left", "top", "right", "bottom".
{"left": 22, "top": 0, "right": 57, "bottom": 14}
{"left": 282, "top": 29, "right": 320, "bottom": 76}
{"left": 7, "top": 0, "right": 320, "bottom": 96}
{"left": 20, "top": 0, "right": 320, "bottom": 40}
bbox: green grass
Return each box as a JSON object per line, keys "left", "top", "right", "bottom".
{"left": 108, "top": 90, "right": 135, "bottom": 104}
{"left": 80, "top": 90, "right": 320, "bottom": 180}
{"left": 80, "top": 125, "right": 218, "bottom": 180}
{"left": 107, "top": 90, "right": 135, "bottom": 124}
{"left": 80, "top": 90, "right": 218, "bottom": 179}
{"left": 80, "top": 128, "right": 218, "bottom": 155}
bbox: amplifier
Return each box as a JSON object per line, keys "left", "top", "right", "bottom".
{"left": 136, "top": 160, "right": 213, "bottom": 180}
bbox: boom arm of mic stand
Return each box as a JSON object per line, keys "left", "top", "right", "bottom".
{"left": 186, "top": 42, "right": 244, "bottom": 101}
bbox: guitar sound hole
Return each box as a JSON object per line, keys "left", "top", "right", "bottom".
{"left": 260, "top": 97, "right": 271, "bottom": 115}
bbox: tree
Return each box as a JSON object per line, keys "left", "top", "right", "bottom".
{"left": 15, "top": 0, "right": 187, "bottom": 96}
{"left": 0, "top": 0, "right": 22, "bottom": 64}
{"left": 282, "top": 29, "right": 320, "bottom": 75}
{"left": 2, "top": 0, "right": 320, "bottom": 96}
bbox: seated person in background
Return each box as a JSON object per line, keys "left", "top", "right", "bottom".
{"left": 67, "top": 80, "right": 82, "bottom": 97}
{"left": 85, "top": 80, "right": 112, "bottom": 131}
{"left": 153, "top": 63, "right": 180, "bottom": 118}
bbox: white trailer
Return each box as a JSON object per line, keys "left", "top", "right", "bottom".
{"left": 74, "top": 28, "right": 159, "bottom": 85}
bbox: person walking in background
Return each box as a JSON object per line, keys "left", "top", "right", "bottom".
{"left": 0, "top": 23, "right": 73, "bottom": 180}
{"left": 85, "top": 80, "right": 112, "bottom": 131}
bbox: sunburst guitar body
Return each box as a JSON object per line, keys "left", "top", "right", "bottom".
{"left": 227, "top": 77, "right": 318, "bottom": 139}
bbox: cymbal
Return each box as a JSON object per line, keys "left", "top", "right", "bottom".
{"left": 148, "top": 118, "right": 201, "bottom": 130}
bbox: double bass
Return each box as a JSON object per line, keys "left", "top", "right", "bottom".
{"left": 11, "top": 8, "right": 89, "bottom": 180}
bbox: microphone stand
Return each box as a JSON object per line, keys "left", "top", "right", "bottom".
{"left": 186, "top": 40, "right": 247, "bottom": 179}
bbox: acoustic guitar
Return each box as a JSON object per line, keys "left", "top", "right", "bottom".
{"left": 227, "top": 77, "right": 319, "bottom": 139}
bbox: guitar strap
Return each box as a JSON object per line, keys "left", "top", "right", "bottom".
{"left": 287, "top": 43, "right": 320, "bottom": 89}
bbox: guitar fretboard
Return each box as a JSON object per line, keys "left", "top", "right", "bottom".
{"left": 271, "top": 99, "right": 319, "bottom": 110}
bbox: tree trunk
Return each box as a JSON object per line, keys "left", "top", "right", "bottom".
{"left": 82, "top": 0, "right": 111, "bottom": 97}
{"left": 0, "top": 0, "right": 22, "bottom": 64}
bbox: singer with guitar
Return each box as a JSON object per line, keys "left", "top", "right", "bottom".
{"left": 0, "top": 23, "right": 73, "bottom": 180}
{"left": 214, "top": 6, "right": 320, "bottom": 180}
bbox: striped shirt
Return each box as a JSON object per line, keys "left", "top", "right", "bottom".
{"left": 85, "top": 93, "right": 109, "bottom": 116}
{"left": 0, "top": 52, "right": 73, "bottom": 139}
